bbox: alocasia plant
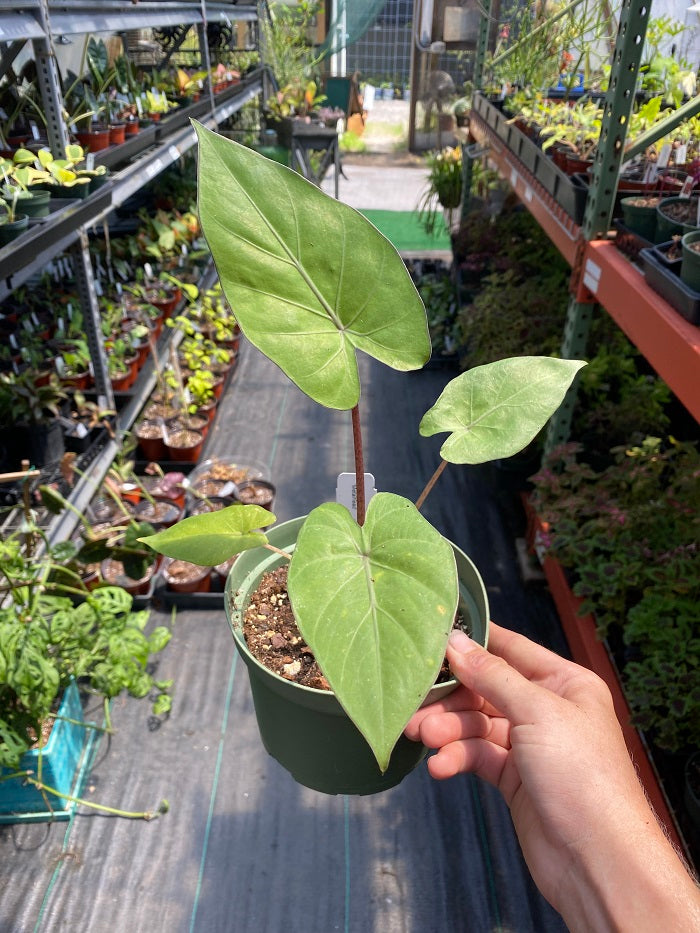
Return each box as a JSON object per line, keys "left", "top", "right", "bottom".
{"left": 141, "top": 124, "right": 585, "bottom": 773}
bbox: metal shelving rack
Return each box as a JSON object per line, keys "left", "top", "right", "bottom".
{"left": 467, "top": 0, "right": 700, "bottom": 434}
{"left": 0, "top": 0, "right": 261, "bottom": 541}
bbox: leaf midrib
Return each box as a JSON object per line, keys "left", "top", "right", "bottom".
{"left": 208, "top": 138, "right": 344, "bottom": 331}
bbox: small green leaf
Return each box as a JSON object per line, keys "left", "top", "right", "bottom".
{"left": 39, "top": 485, "right": 69, "bottom": 515}
{"left": 288, "top": 494, "right": 457, "bottom": 772}
{"left": 139, "top": 504, "right": 275, "bottom": 565}
{"left": 152, "top": 695, "right": 172, "bottom": 716}
{"left": 194, "top": 123, "right": 430, "bottom": 410}
{"left": 148, "top": 626, "right": 172, "bottom": 654}
{"left": 419, "top": 356, "right": 586, "bottom": 463}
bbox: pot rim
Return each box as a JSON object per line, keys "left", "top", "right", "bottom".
{"left": 225, "top": 513, "right": 489, "bottom": 701}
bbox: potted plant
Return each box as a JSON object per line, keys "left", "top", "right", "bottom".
{"left": 0, "top": 368, "right": 66, "bottom": 466}
{"left": 0, "top": 184, "right": 29, "bottom": 245}
{"left": 0, "top": 475, "right": 172, "bottom": 818}
{"left": 0, "top": 155, "right": 52, "bottom": 217}
{"left": 417, "top": 146, "right": 463, "bottom": 235}
{"left": 139, "top": 128, "right": 584, "bottom": 795}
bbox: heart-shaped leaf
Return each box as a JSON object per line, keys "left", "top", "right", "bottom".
{"left": 139, "top": 504, "right": 275, "bottom": 565}
{"left": 420, "top": 356, "right": 586, "bottom": 463}
{"left": 287, "top": 493, "right": 457, "bottom": 772}
{"left": 194, "top": 123, "right": 430, "bottom": 410}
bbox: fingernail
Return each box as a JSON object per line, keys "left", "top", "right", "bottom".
{"left": 448, "top": 629, "right": 476, "bottom": 653}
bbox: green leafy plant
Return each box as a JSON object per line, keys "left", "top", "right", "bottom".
{"left": 0, "top": 476, "right": 172, "bottom": 777}
{"left": 530, "top": 437, "right": 700, "bottom": 753}
{"left": 140, "top": 127, "right": 584, "bottom": 773}
{"left": 417, "top": 146, "right": 463, "bottom": 234}
{"left": 0, "top": 369, "right": 66, "bottom": 426}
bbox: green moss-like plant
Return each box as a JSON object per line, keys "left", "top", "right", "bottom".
{"left": 141, "top": 124, "right": 585, "bottom": 773}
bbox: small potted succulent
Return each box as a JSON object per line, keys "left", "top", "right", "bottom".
{"left": 141, "top": 127, "right": 584, "bottom": 795}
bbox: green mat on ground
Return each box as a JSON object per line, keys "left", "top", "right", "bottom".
{"left": 359, "top": 210, "right": 451, "bottom": 251}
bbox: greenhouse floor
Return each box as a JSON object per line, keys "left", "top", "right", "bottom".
{"left": 0, "top": 340, "right": 570, "bottom": 933}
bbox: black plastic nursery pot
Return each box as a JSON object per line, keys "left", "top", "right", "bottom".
{"left": 225, "top": 516, "right": 490, "bottom": 796}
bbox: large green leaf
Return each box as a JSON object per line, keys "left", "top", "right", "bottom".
{"left": 194, "top": 123, "right": 430, "bottom": 410}
{"left": 419, "top": 356, "right": 586, "bottom": 463}
{"left": 139, "top": 504, "right": 275, "bottom": 565}
{"left": 287, "top": 493, "right": 457, "bottom": 772}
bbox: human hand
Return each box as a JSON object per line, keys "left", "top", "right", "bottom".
{"left": 405, "top": 623, "right": 700, "bottom": 932}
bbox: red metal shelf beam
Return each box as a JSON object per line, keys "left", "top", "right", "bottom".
{"left": 583, "top": 241, "right": 700, "bottom": 422}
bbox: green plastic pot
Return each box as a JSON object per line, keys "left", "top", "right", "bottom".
{"left": 680, "top": 229, "right": 700, "bottom": 291}
{"left": 1, "top": 188, "right": 51, "bottom": 218}
{"left": 225, "top": 515, "right": 489, "bottom": 795}
{"left": 0, "top": 212, "right": 29, "bottom": 246}
{"left": 620, "top": 196, "right": 659, "bottom": 243}
{"left": 656, "top": 196, "right": 699, "bottom": 243}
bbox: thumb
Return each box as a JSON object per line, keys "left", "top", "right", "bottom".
{"left": 447, "top": 629, "right": 554, "bottom": 727}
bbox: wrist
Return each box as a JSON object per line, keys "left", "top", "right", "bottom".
{"left": 558, "top": 809, "right": 700, "bottom": 933}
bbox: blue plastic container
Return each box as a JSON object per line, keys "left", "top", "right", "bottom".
{"left": 0, "top": 681, "right": 87, "bottom": 821}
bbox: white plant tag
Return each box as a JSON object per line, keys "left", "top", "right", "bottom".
{"left": 643, "top": 162, "right": 658, "bottom": 185}
{"left": 675, "top": 144, "right": 687, "bottom": 165}
{"left": 55, "top": 356, "right": 66, "bottom": 376}
{"left": 86, "top": 153, "right": 95, "bottom": 170}
{"left": 94, "top": 279, "right": 103, "bottom": 296}
{"left": 336, "top": 472, "right": 377, "bottom": 520}
{"left": 657, "top": 144, "right": 672, "bottom": 168}
{"left": 30, "top": 121, "right": 40, "bottom": 140}
{"left": 144, "top": 262, "right": 154, "bottom": 280}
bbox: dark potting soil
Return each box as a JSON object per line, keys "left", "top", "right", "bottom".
{"left": 242, "top": 565, "right": 466, "bottom": 691}
{"left": 660, "top": 198, "right": 699, "bottom": 223}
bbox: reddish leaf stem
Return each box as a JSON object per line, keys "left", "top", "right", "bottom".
{"left": 415, "top": 459, "right": 448, "bottom": 511}
{"left": 351, "top": 404, "right": 365, "bottom": 526}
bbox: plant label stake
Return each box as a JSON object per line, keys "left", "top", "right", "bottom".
{"left": 336, "top": 472, "right": 376, "bottom": 521}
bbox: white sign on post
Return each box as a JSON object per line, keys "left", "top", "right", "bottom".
{"left": 336, "top": 473, "right": 377, "bottom": 521}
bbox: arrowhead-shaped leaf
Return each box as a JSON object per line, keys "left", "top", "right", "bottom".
{"left": 194, "top": 122, "right": 430, "bottom": 410}
{"left": 287, "top": 493, "right": 458, "bottom": 772}
{"left": 139, "top": 504, "right": 275, "bottom": 565}
{"left": 419, "top": 356, "right": 586, "bottom": 463}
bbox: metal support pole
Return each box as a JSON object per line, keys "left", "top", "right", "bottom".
{"left": 198, "top": 3, "right": 217, "bottom": 124}
{"left": 0, "top": 40, "right": 26, "bottom": 84}
{"left": 31, "top": 0, "right": 69, "bottom": 157}
{"left": 461, "top": 2, "right": 493, "bottom": 220}
{"left": 545, "top": 0, "right": 652, "bottom": 453}
{"left": 68, "top": 232, "right": 114, "bottom": 410}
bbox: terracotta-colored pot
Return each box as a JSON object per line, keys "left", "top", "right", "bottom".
{"left": 135, "top": 420, "right": 166, "bottom": 461}
{"left": 135, "top": 496, "right": 183, "bottom": 530}
{"left": 236, "top": 479, "right": 276, "bottom": 511}
{"left": 124, "top": 119, "right": 140, "bottom": 136}
{"left": 74, "top": 128, "right": 111, "bottom": 152}
{"left": 100, "top": 557, "right": 156, "bottom": 596}
{"left": 162, "top": 557, "right": 212, "bottom": 593}
{"left": 110, "top": 369, "right": 132, "bottom": 391}
{"left": 109, "top": 123, "right": 126, "bottom": 145}
{"left": 164, "top": 428, "right": 204, "bottom": 463}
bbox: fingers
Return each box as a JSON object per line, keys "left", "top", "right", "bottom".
{"left": 446, "top": 629, "right": 562, "bottom": 727}
{"left": 486, "top": 622, "right": 585, "bottom": 689}
{"left": 417, "top": 709, "right": 511, "bottom": 751}
{"left": 426, "top": 738, "right": 509, "bottom": 786}
{"left": 405, "top": 685, "right": 486, "bottom": 740}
